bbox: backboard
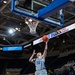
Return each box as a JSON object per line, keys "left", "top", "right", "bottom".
{"left": 11, "top": 0, "right": 73, "bottom": 27}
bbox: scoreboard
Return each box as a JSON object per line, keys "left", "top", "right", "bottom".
{"left": 2, "top": 46, "right": 22, "bottom": 51}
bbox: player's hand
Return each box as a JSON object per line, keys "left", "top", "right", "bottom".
{"left": 33, "top": 50, "right": 36, "bottom": 55}
{"left": 45, "top": 39, "right": 49, "bottom": 44}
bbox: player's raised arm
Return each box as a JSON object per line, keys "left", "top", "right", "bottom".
{"left": 29, "top": 50, "right": 36, "bottom": 63}
{"left": 42, "top": 41, "right": 48, "bottom": 58}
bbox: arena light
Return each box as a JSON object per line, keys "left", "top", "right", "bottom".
{"left": 8, "top": 28, "right": 15, "bottom": 34}
{"left": 15, "top": 27, "right": 21, "bottom": 31}
{"left": 0, "top": 48, "right": 2, "bottom": 50}
{"left": 29, "top": 19, "right": 32, "bottom": 22}
{"left": 25, "top": 21, "right": 28, "bottom": 25}
{"left": 3, "top": 37, "right": 5, "bottom": 40}
{"left": 3, "top": 0, "right": 7, "bottom": 3}
{"left": 63, "top": 39, "right": 65, "bottom": 43}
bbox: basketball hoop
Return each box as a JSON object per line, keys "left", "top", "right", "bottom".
{"left": 25, "top": 17, "right": 39, "bottom": 34}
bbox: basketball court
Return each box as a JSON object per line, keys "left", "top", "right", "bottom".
{"left": 0, "top": 0, "right": 75, "bottom": 75}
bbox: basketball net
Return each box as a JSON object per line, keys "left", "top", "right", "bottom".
{"left": 25, "top": 17, "right": 39, "bottom": 34}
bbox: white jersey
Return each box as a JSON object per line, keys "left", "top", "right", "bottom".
{"left": 35, "top": 57, "right": 46, "bottom": 71}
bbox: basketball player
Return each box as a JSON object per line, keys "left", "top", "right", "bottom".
{"left": 29, "top": 41, "right": 48, "bottom": 75}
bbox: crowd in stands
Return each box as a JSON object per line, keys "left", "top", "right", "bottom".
{"left": 48, "top": 64, "right": 75, "bottom": 75}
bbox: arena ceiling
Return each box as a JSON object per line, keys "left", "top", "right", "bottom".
{"left": 0, "top": 0, "right": 75, "bottom": 59}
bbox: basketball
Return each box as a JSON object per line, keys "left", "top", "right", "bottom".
{"left": 42, "top": 35, "right": 48, "bottom": 42}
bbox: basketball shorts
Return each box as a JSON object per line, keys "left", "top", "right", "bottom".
{"left": 35, "top": 69, "right": 47, "bottom": 75}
